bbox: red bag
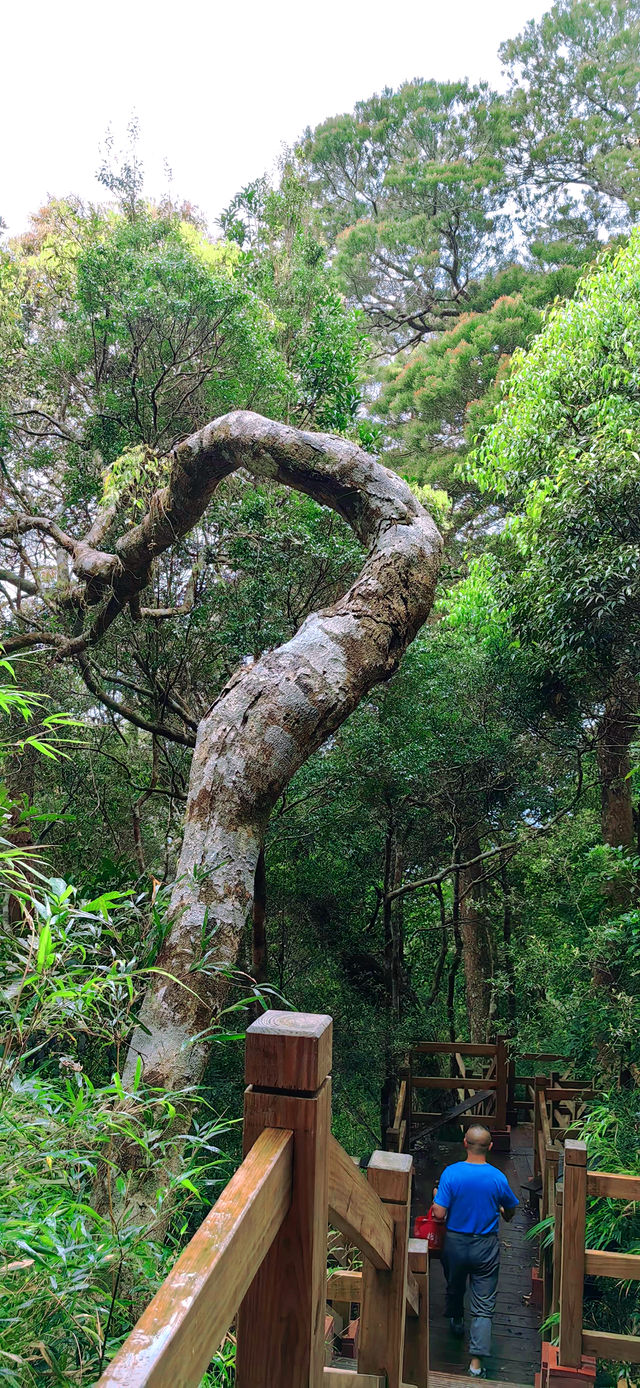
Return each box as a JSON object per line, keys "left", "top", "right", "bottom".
{"left": 413, "top": 1206, "right": 446, "bottom": 1253}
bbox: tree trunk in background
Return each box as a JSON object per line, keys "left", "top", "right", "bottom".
{"left": 251, "top": 848, "right": 268, "bottom": 985}
{"left": 447, "top": 872, "right": 463, "bottom": 1045}
{"left": 381, "top": 819, "right": 405, "bottom": 1144}
{"left": 500, "top": 854, "right": 517, "bottom": 1033}
{"left": 597, "top": 672, "right": 637, "bottom": 856}
{"left": 247, "top": 847, "right": 268, "bottom": 1023}
{"left": 458, "top": 832, "right": 492, "bottom": 1042}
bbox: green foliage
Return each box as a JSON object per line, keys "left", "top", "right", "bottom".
{"left": 4, "top": 11, "right": 640, "bottom": 1382}
{"left": 221, "top": 166, "right": 365, "bottom": 432}
{"left": 101, "top": 444, "right": 170, "bottom": 514}
{"left": 0, "top": 871, "right": 240, "bottom": 1385}
{"left": 4, "top": 191, "right": 363, "bottom": 518}
{"left": 0, "top": 658, "right": 78, "bottom": 763}
{"left": 379, "top": 287, "right": 545, "bottom": 490}
{"left": 501, "top": 0, "right": 640, "bottom": 221}
{"left": 0, "top": 664, "right": 245, "bottom": 1384}
{"left": 472, "top": 229, "right": 640, "bottom": 682}
{"left": 297, "top": 79, "right": 510, "bottom": 352}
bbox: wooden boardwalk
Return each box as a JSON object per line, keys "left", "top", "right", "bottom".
{"left": 412, "top": 1126, "right": 540, "bottom": 1386}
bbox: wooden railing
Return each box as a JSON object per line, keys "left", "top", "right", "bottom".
{"left": 513, "top": 1056, "right": 595, "bottom": 1137}
{"left": 557, "top": 1140, "right": 640, "bottom": 1369}
{"left": 388, "top": 1039, "right": 510, "bottom": 1151}
{"left": 528, "top": 1074, "right": 596, "bottom": 1319}
{"left": 530, "top": 1122, "right": 640, "bottom": 1379}
{"left": 96, "top": 1011, "right": 429, "bottom": 1388}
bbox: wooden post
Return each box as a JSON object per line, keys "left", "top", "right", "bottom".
{"left": 533, "top": 1076, "right": 545, "bottom": 1179}
{"left": 236, "top": 1011, "right": 332, "bottom": 1388}
{"left": 407, "top": 1055, "right": 413, "bottom": 1150}
{"left": 359, "top": 1151, "right": 413, "bottom": 1388}
{"left": 559, "top": 1140, "right": 587, "bottom": 1369}
{"left": 542, "top": 1148, "right": 560, "bottom": 1319}
{"left": 507, "top": 1052, "right": 517, "bottom": 1127}
{"left": 400, "top": 1064, "right": 411, "bottom": 1154}
{"left": 403, "top": 1263, "right": 429, "bottom": 1388}
{"left": 495, "top": 1035, "right": 508, "bottom": 1131}
{"left": 552, "top": 1182, "right": 563, "bottom": 1316}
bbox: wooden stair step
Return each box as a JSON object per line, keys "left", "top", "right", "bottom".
{"left": 430, "top": 1373, "right": 534, "bottom": 1388}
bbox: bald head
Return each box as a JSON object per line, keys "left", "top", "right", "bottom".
{"left": 465, "top": 1124, "right": 492, "bottom": 1155}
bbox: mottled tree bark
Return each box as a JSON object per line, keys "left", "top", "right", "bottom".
{"left": 108, "top": 413, "right": 443, "bottom": 1104}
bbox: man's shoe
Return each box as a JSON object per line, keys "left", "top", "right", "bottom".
{"left": 468, "top": 1365, "right": 486, "bottom": 1378}
{"left": 449, "top": 1317, "right": 464, "bottom": 1337}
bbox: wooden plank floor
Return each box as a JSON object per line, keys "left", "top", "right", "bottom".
{"left": 413, "top": 1125, "right": 540, "bottom": 1386}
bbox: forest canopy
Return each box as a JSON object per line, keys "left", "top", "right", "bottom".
{"left": 2, "top": 1, "right": 640, "bottom": 1383}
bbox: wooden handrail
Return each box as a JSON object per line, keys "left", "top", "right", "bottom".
{"left": 584, "top": 1249, "right": 640, "bottom": 1278}
{"left": 96, "top": 1126, "right": 293, "bottom": 1388}
{"left": 522, "top": 1051, "right": 568, "bottom": 1062}
{"left": 328, "top": 1135, "right": 394, "bottom": 1271}
{"left": 92, "top": 1012, "right": 455, "bottom": 1388}
{"left": 412, "top": 1076, "right": 498, "bottom": 1090}
{"left": 582, "top": 1331, "right": 640, "bottom": 1364}
{"left": 546, "top": 1086, "right": 596, "bottom": 1101}
{"left": 326, "top": 1266, "right": 419, "bottom": 1317}
{"left": 327, "top": 1269, "right": 364, "bottom": 1302}
{"left": 410, "top": 1041, "right": 496, "bottom": 1056}
{"left": 325, "top": 1372, "right": 385, "bottom": 1385}
{"left": 587, "top": 1170, "right": 640, "bottom": 1199}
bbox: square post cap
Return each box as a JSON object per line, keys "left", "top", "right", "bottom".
{"left": 367, "top": 1149, "right": 413, "bottom": 1203}
{"left": 245, "top": 1010, "right": 333, "bottom": 1093}
{"left": 564, "top": 1138, "right": 588, "bottom": 1166}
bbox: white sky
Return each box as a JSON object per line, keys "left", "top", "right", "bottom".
{"left": 1, "top": 0, "right": 550, "bottom": 238}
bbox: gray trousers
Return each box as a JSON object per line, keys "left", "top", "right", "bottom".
{"left": 442, "top": 1230, "right": 500, "bottom": 1358}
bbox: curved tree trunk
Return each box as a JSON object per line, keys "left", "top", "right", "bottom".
{"left": 115, "top": 414, "right": 442, "bottom": 1105}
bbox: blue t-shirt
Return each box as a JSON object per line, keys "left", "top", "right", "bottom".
{"left": 435, "top": 1160, "right": 519, "bottom": 1235}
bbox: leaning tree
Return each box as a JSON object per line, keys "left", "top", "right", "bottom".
{"left": 2, "top": 410, "right": 442, "bottom": 1108}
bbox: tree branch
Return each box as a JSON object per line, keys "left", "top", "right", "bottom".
{"left": 75, "top": 655, "right": 196, "bottom": 747}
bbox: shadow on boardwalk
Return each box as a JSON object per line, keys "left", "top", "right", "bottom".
{"left": 412, "top": 1126, "right": 541, "bottom": 1386}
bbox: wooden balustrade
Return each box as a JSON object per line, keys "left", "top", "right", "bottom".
{"left": 96, "top": 1011, "right": 429, "bottom": 1388}
{"left": 405, "top": 1037, "right": 510, "bottom": 1145}
{"left": 556, "top": 1139, "right": 640, "bottom": 1370}
{"left": 98, "top": 1021, "right": 640, "bottom": 1387}
{"left": 328, "top": 1134, "right": 394, "bottom": 1269}
{"left": 94, "top": 1127, "right": 294, "bottom": 1388}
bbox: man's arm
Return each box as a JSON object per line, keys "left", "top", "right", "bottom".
{"left": 499, "top": 1177, "right": 519, "bottom": 1222}
{"left": 432, "top": 1170, "right": 450, "bottom": 1222}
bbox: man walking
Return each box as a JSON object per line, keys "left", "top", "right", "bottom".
{"left": 432, "top": 1124, "right": 519, "bottom": 1377}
